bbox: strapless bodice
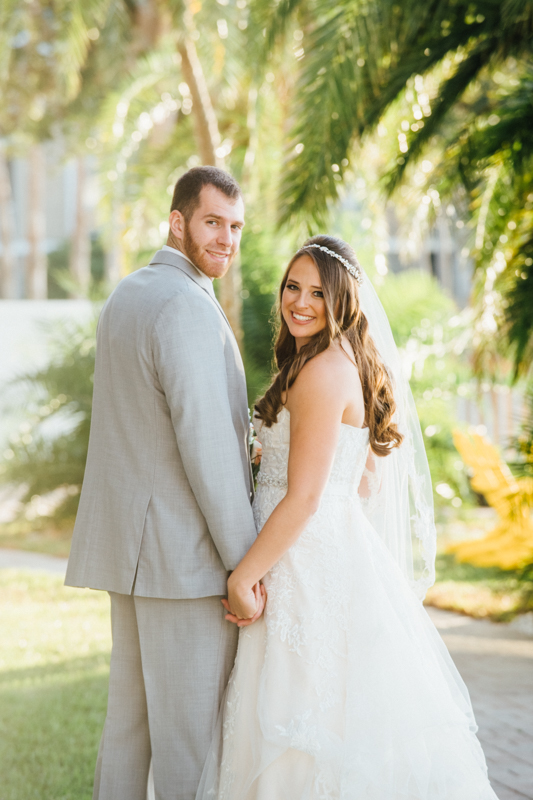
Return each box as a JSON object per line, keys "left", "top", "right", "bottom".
{"left": 254, "top": 407, "right": 369, "bottom": 497}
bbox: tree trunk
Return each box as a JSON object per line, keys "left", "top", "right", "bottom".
{"left": 105, "top": 192, "right": 123, "bottom": 285}
{"left": 217, "top": 88, "right": 259, "bottom": 351}
{"left": 436, "top": 214, "right": 455, "bottom": 298}
{"left": 220, "top": 252, "right": 243, "bottom": 344}
{"left": 177, "top": 21, "right": 243, "bottom": 348}
{"left": 69, "top": 157, "right": 91, "bottom": 296}
{"left": 131, "top": 0, "right": 166, "bottom": 56}
{"left": 0, "top": 146, "right": 15, "bottom": 299}
{"left": 217, "top": 255, "right": 244, "bottom": 350}
{"left": 241, "top": 87, "right": 258, "bottom": 188}
{"left": 177, "top": 36, "right": 223, "bottom": 168}
{"left": 26, "top": 143, "right": 47, "bottom": 299}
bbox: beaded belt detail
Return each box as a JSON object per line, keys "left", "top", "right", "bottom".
{"left": 256, "top": 471, "right": 288, "bottom": 489}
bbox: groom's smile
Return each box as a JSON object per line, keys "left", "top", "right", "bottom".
{"left": 167, "top": 184, "right": 245, "bottom": 280}
{"left": 205, "top": 248, "right": 231, "bottom": 264}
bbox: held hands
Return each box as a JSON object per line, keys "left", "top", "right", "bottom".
{"left": 222, "top": 580, "right": 267, "bottom": 628}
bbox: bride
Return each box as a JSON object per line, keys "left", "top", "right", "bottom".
{"left": 196, "top": 235, "right": 499, "bottom": 799}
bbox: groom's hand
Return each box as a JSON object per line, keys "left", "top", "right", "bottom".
{"left": 222, "top": 582, "right": 266, "bottom": 628}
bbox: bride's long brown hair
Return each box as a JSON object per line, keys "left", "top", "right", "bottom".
{"left": 254, "top": 235, "right": 403, "bottom": 457}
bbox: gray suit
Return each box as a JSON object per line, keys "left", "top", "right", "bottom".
{"left": 65, "top": 249, "right": 257, "bottom": 800}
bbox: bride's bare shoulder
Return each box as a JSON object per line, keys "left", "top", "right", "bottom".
{"left": 288, "top": 346, "right": 355, "bottom": 406}
{"left": 304, "top": 342, "right": 356, "bottom": 377}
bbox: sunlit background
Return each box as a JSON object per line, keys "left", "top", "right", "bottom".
{"left": 1, "top": 2, "right": 532, "bottom": 796}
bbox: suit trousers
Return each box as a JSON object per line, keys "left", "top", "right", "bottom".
{"left": 93, "top": 592, "right": 238, "bottom": 800}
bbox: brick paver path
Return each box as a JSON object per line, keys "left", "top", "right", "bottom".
{"left": 1, "top": 550, "right": 531, "bottom": 798}
{"left": 426, "top": 606, "right": 533, "bottom": 800}
{"left": 0, "top": 547, "right": 68, "bottom": 573}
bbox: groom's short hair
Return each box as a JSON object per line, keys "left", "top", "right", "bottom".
{"left": 170, "top": 166, "right": 242, "bottom": 221}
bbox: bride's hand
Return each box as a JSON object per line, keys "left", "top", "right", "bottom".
{"left": 222, "top": 583, "right": 266, "bottom": 627}
{"left": 226, "top": 576, "right": 261, "bottom": 621}
{"left": 227, "top": 578, "right": 257, "bottom": 619}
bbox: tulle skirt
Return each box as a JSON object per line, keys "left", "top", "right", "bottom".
{"left": 196, "top": 489, "right": 499, "bottom": 800}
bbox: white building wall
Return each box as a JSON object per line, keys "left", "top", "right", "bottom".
{"left": 0, "top": 299, "right": 94, "bottom": 447}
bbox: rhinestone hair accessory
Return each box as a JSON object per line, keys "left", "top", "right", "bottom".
{"left": 303, "top": 244, "right": 363, "bottom": 284}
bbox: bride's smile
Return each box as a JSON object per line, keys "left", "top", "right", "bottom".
{"left": 281, "top": 254, "right": 326, "bottom": 348}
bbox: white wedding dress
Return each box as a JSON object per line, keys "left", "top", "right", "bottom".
{"left": 196, "top": 407, "right": 498, "bottom": 800}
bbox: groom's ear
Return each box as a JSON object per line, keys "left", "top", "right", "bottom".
{"left": 168, "top": 209, "right": 185, "bottom": 242}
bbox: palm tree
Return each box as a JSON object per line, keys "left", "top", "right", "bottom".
{"left": 253, "top": 0, "right": 533, "bottom": 375}
{"left": 430, "top": 67, "right": 533, "bottom": 379}
{"left": 0, "top": 317, "right": 98, "bottom": 527}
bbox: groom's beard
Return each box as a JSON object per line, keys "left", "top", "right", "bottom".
{"left": 182, "top": 221, "right": 236, "bottom": 279}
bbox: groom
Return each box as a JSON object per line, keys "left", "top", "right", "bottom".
{"left": 65, "top": 166, "right": 260, "bottom": 800}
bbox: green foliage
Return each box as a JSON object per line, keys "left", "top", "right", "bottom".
{"left": 46, "top": 243, "right": 71, "bottom": 300}
{"left": 239, "top": 222, "right": 295, "bottom": 404}
{"left": 377, "top": 269, "right": 474, "bottom": 509}
{"left": 501, "top": 235, "right": 533, "bottom": 379}
{"left": 0, "top": 317, "right": 98, "bottom": 527}
{"left": 417, "top": 400, "right": 472, "bottom": 510}
{"left": 47, "top": 237, "right": 107, "bottom": 299}
{"left": 378, "top": 270, "right": 454, "bottom": 346}
{"left": 509, "top": 384, "right": 533, "bottom": 478}
{"left": 436, "top": 552, "right": 533, "bottom": 589}
{"left": 0, "top": 0, "right": 116, "bottom": 138}
{"left": 421, "top": 63, "right": 533, "bottom": 379}
{"left": 432, "top": 553, "right": 533, "bottom": 620}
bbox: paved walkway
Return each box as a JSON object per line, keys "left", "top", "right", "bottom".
{"left": 1, "top": 548, "right": 532, "bottom": 798}
{"left": 425, "top": 607, "right": 533, "bottom": 800}
{"left": 0, "top": 547, "right": 68, "bottom": 574}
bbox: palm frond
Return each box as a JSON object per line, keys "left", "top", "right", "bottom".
{"left": 270, "top": 0, "right": 533, "bottom": 224}
{"left": 385, "top": 40, "right": 497, "bottom": 193}
{"left": 501, "top": 231, "right": 533, "bottom": 378}
{"left": 248, "top": 0, "right": 306, "bottom": 54}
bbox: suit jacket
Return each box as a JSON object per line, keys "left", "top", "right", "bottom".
{"left": 65, "top": 249, "right": 257, "bottom": 599}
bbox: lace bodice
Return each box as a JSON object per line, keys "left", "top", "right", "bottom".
{"left": 254, "top": 406, "right": 369, "bottom": 499}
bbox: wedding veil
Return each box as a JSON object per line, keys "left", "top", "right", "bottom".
{"left": 357, "top": 267, "right": 437, "bottom": 600}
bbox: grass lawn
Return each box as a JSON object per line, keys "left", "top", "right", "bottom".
{"left": 0, "top": 570, "right": 111, "bottom": 800}
{"left": 425, "top": 554, "right": 533, "bottom": 621}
